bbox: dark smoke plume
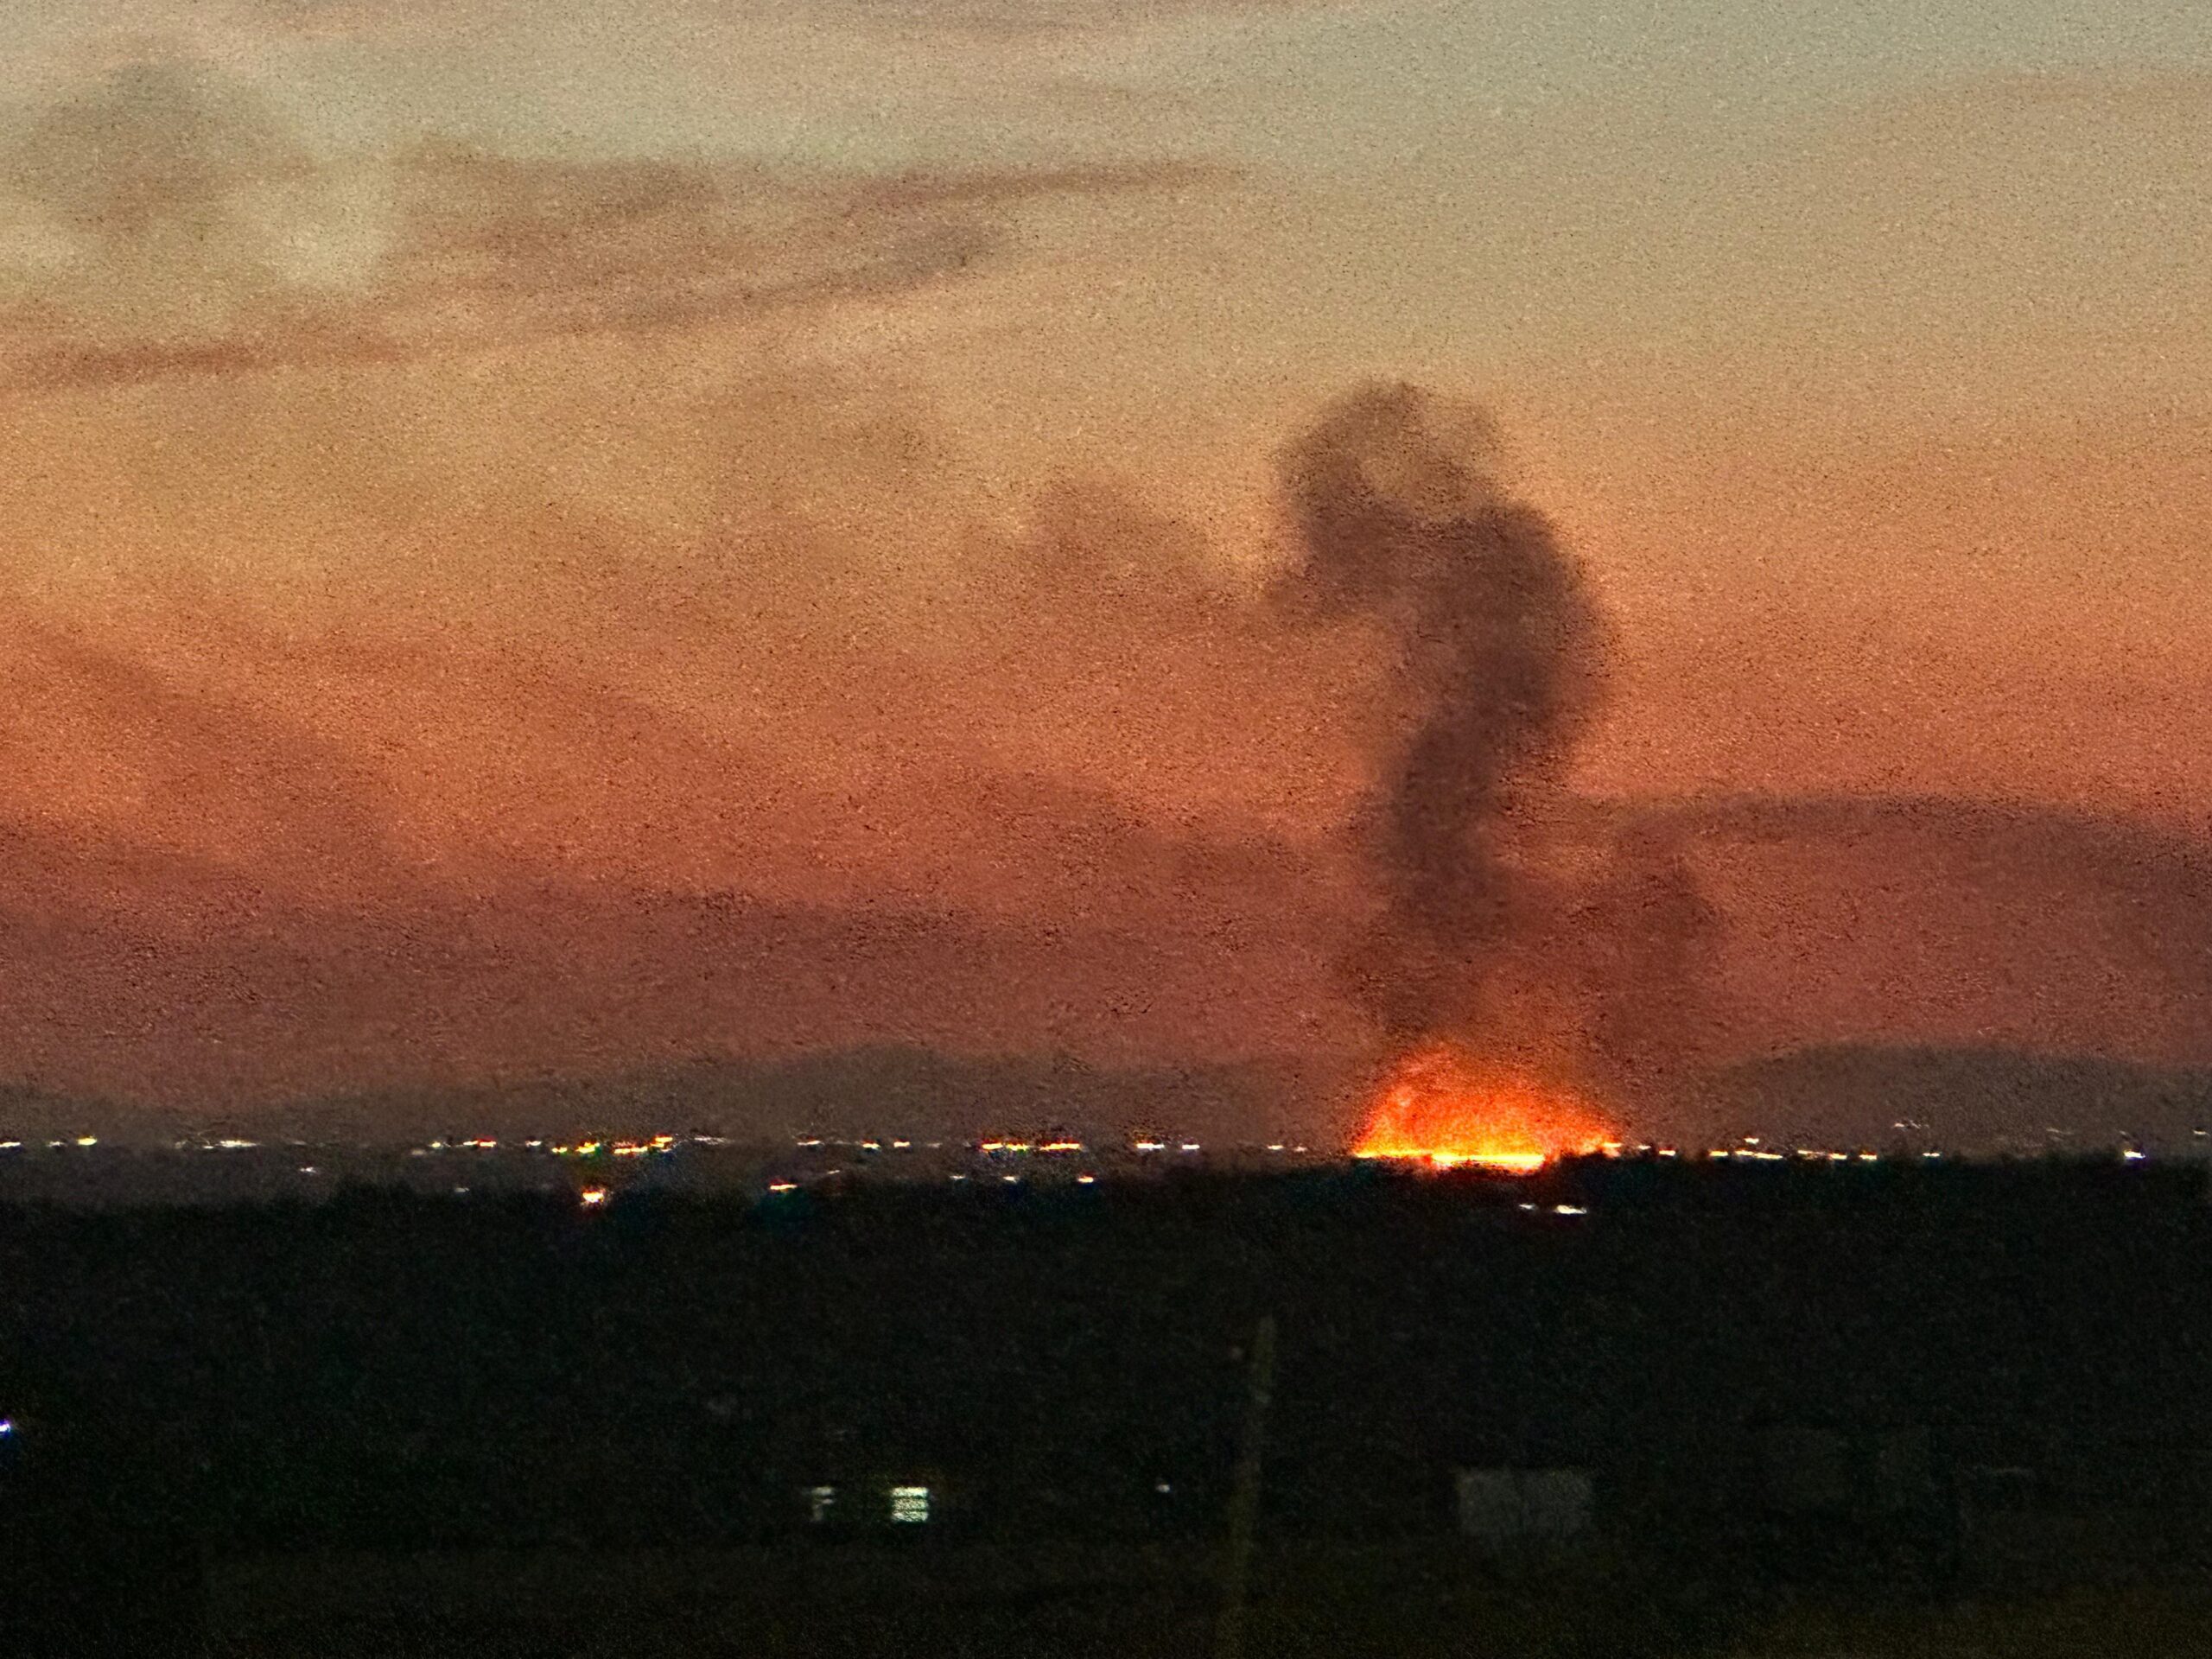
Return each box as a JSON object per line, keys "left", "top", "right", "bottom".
{"left": 1274, "top": 381, "right": 1611, "bottom": 1042}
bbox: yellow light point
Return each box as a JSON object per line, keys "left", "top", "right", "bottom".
{"left": 577, "top": 1141, "right": 601, "bottom": 1156}
{"left": 1040, "top": 1141, "right": 1084, "bottom": 1154}
{"left": 579, "top": 1188, "right": 608, "bottom": 1207}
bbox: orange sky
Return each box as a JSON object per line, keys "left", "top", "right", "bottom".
{"left": 0, "top": 3, "right": 2208, "bottom": 1104}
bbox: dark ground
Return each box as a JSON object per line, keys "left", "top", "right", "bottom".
{"left": 5, "top": 1157, "right": 2209, "bottom": 1655}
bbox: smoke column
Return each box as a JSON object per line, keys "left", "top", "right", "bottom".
{"left": 1274, "top": 382, "right": 1611, "bottom": 1046}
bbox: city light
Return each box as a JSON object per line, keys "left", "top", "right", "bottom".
{"left": 889, "top": 1485, "right": 931, "bottom": 1523}
{"left": 580, "top": 1187, "right": 609, "bottom": 1207}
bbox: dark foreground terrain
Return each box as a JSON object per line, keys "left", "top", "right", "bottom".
{"left": 4, "top": 1156, "right": 2209, "bottom": 1655}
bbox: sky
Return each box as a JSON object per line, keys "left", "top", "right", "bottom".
{"left": 0, "top": 0, "right": 2208, "bottom": 1109}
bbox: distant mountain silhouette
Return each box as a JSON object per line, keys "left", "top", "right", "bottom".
{"left": 1597, "top": 792, "right": 2212, "bottom": 1070}
{"left": 1697, "top": 1043, "right": 2212, "bottom": 1156}
{"left": 4, "top": 789, "right": 2211, "bottom": 1115}
{"left": 0, "top": 1082, "right": 134, "bottom": 1143}
{"left": 9, "top": 1042, "right": 2212, "bottom": 1159}
{"left": 263, "top": 1046, "right": 1338, "bottom": 1147}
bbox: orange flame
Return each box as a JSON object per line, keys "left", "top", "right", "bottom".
{"left": 1351, "top": 1044, "right": 1618, "bottom": 1173}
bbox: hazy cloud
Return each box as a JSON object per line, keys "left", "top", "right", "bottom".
{"left": 0, "top": 56, "right": 1230, "bottom": 394}
{"left": 798, "top": 0, "right": 1388, "bottom": 41}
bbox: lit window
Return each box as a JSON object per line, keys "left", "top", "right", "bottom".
{"left": 888, "top": 1484, "right": 931, "bottom": 1524}
{"left": 807, "top": 1484, "right": 836, "bottom": 1524}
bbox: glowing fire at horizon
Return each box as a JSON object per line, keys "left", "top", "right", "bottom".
{"left": 1351, "top": 1044, "right": 1618, "bottom": 1174}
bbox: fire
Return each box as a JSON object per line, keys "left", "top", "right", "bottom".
{"left": 1351, "top": 1044, "right": 1617, "bottom": 1173}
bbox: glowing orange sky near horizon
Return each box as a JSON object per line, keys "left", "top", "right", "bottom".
{"left": 0, "top": 5, "right": 2209, "bottom": 1103}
